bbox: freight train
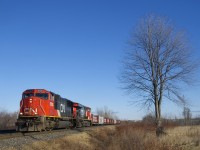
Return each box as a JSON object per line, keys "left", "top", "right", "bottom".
{"left": 15, "top": 89, "right": 120, "bottom": 131}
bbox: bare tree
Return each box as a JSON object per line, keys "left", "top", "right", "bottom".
{"left": 182, "top": 106, "right": 192, "bottom": 125}
{"left": 120, "top": 14, "right": 197, "bottom": 136}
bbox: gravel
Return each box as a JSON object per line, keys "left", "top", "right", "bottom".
{"left": 0, "top": 129, "right": 78, "bottom": 150}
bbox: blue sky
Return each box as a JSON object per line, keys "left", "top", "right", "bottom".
{"left": 0, "top": 0, "right": 200, "bottom": 120}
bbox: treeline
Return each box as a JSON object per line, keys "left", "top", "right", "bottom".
{"left": 141, "top": 114, "right": 200, "bottom": 127}
{"left": 96, "top": 106, "right": 118, "bottom": 119}
{"left": 0, "top": 110, "right": 18, "bottom": 130}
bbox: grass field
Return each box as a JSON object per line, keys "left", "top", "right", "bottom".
{"left": 18, "top": 123, "right": 200, "bottom": 150}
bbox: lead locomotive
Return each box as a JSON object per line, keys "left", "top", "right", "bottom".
{"left": 15, "top": 89, "right": 92, "bottom": 131}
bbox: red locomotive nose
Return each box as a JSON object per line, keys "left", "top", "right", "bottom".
{"left": 20, "top": 97, "right": 38, "bottom": 116}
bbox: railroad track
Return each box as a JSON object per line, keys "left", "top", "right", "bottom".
{"left": 0, "top": 125, "right": 116, "bottom": 150}
{"left": 0, "top": 125, "right": 103, "bottom": 140}
{"left": 0, "top": 128, "right": 76, "bottom": 149}
{"left": 0, "top": 128, "right": 72, "bottom": 140}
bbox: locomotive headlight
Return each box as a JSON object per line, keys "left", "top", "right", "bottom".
{"left": 20, "top": 112, "right": 23, "bottom": 115}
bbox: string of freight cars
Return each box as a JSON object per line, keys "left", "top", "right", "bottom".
{"left": 15, "top": 89, "right": 120, "bottom": 132}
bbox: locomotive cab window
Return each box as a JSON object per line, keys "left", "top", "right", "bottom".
{"left": 35, "top": 93, "right": 49, "bottom": 100}
{"left": 22, "top": 93, "right": 34, "bottom": 99}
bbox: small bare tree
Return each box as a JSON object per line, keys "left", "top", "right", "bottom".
{"left": 182, "top": 106, "right": 192, "bottom": 125}
{"left": 120, "top": 14, "right": 197, "bottom": 136}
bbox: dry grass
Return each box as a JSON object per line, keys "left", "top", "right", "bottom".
{"left": 160, "top": 126, "right": 200, "bottom": 150}
{"left": 21, "top": 126, "right": 116, "bottom": 150}
{"left": 109, "top": 123, "right": 200, "bottom": 150}
{"left": 22, "top": 132, "right": 94, "bottom": 150}
{"left": 20, "top": 124, "right": 200, "bottom": 150}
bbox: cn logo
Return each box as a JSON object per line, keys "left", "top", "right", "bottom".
{"left": 60, "top": 104, "right": 65, "bottom": 113}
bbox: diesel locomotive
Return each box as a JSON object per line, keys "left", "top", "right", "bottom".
{"left": 15, "top": 89, "right": 92, "bottom": 131}
{"left": 15, "top": 89, "right": 119, "bottom": 132}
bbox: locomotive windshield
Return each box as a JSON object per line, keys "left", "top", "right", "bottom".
{"left": 35, "top": 93, "right": 49, "bottom": 99}
{"left": 22, "top": 93, "right": 34, "bottom": 99}
{"left": 22, "top": 92, "right": 49, "bottom": 99}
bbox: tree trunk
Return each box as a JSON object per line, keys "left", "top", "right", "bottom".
{"left": 155, "top": 102, "right": 165, "bottom": 136}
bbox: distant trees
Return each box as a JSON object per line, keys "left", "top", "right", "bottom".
{"left": 0, "top": 110, "right": 18, "bottom": 130}
{"left": 96, "top": 106, "right": 118, "bottom": 119}
{"left": 142, "top": 113, "right": 155, "bottom": 125}
{"left": 120, "top": 14, "right": 197, "bottom": 136}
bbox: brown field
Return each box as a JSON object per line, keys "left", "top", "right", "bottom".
{"left": 15, "top": 123, "right": 200, "bottom": 150}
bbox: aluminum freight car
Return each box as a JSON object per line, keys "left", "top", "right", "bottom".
{"left": 92, "top": 115, "right": 104, "bottom": 125}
